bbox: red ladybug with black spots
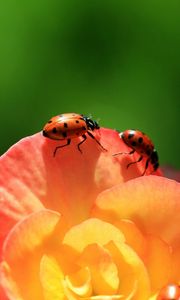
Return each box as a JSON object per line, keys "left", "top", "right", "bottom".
{"left": 113, "top": 129, "right": 159, "bottom": 176}
{"left": 43, "top": 113, "right": 106, "bottom": 156}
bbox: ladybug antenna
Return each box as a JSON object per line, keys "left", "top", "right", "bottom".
{"left": 88, "top": 113, "right": 92, "bottom": 119}
{"left": 96, "top": 117, "right": 101, "bottom": 123}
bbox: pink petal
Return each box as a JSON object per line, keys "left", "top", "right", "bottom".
{"left": 0, "top": 129, "right": 146, "bottom": 251}
{"left": 0, "top": 128, "right": 164, "bottom": 264}
{"left": 161, "top": 165, "right": 180, "bottom": 182}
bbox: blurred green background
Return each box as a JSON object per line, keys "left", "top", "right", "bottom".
{"left": 0, "top": 0, "right": 180, "bottom": 167}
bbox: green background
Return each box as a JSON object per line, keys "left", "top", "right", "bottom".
{"left": 0, "top": 0, "right": 180, "bottom": 168}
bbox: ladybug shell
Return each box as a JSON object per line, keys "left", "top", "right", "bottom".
{"left": 157, "top": 284, "right": 180, "bottom": 299}
{"left": 120, "top": 129, "right": 154, "bottom": 157}
{"left": 43, "top": 113, "right": 88, "bottom": 140}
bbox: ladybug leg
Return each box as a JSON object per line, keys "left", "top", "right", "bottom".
{"left": 113, "top": 149, "right": 135, "bottom": 156}
{"left": 126, "top": 155, "right": 143, "bottom": 169}
{"left": 53, "top": 138, "right": 71, "bottom": 157}
{"left": 87, "top": 131, "right": 107, "bottom": 151}
{"left": 77, "top": 134, "right": 87, "bottom": 153}
{"left": 152, "top": 162, "right": 159, "bottom": 173}
{"left": 141, "top": 158, "right": 150, "bottom": 176}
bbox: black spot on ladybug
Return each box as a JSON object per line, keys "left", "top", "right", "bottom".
{"left": 131, "top": 141, "right": 136, "bottom": 147}
{"left": 82, "top": 126, "right": 86, "bottom": 131}
{"left": 43, "top": 130, "right": 48, "bottom": 137}
{"left": 128, "top": 133, "right": 134, "bottom": 139}
{"left": 48, "top": 120, "right": 52, "bottom": 123}
{"left": 52, "top": 127, "right": 57, "bottom": 134}
{"left": 62, "top": 132, "right": 67, "bottom": 138}
{"left": 64, "top": 123, "right": 68, "bottom": 128}
{"left": 113, "top": 129, "right": 159, "bottom": 175}
{"left": 138, "top": 137, "right": 143, "bottom": 144}
{"left": 76, "top": 120, "right": 79, "bottom": 123}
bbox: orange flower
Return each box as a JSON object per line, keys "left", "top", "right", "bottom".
{"left": 0, "top": 128, "right": 179, "bottom": 300}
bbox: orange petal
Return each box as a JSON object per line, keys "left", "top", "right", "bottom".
{"left": 65, "top": 266, "right": 92, "bottom": 297}
{"left": 3, "top": 209, "right": 60, "bottom": 263}
{"left": 106, "top": 241, "right": 151, "bottom": 300}
{"left": 92, "top": 176, "right": 180, "bottom": 248}
{"left": 144, "top": 235, "right": 172, "bottom": 292}
{"left": 40, "top": 255, "right": 65, "bottom": 300}
{"left": 171, "top": 247, "right": 180, "bottom": 281}
{"left": 78, "top": 243, "right": 119, "bottom": 295}
{"left": 1, "top": 210, "right": 60, "bottom": 300}
{"left": 113, "top": 219, "right": 146, "bottom": 258}
{"left": 63, "top": 218, "right": 125, "bottom": 253}
{"left": 85, "top": 296, "right": 124, "bottom": 300}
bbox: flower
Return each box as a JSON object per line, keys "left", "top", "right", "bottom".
{"left": 0, "top": 128, "right": 179, "bottom": 300}
{"left": 161, "top": 165, "right": 180, "bottom": 182}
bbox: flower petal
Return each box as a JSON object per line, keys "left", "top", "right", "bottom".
{"left": 144, "top": 235, "right": 172, "bottom": 292}
{"left": 114, "top": 221, "right": 174, "bottom": 291}
{"left": 161, "top": 165, "right": 180, "bottom": 182}
{"left": 78, "top": 243, "right": 119, "bottom": 295}
{"left": 63, "top": 218, "right": 125, "bottom": 253}
{"left": 65, "top": 266, "right": 92, "bottom": 297}
{"left": 113, "top": 219, "right": 146, "bottom": 258}
{"left": 40, "top": 255, "right": 65, "bottom": 300}
{"left": 62, "top": 218, "right": 150, "bottom": 299}
{"left": 3, "top": 210, "right": 60, "bottom": 263}
{"left": 1, "top": 210, "right": 60, "bottom": 300}
{"left": 106, "top": 241, "right": 151, "bottom": 300}
{"left": 0, "top": 128, "right": 128, "bottom": 250}
{"left": 92, "top": 176, "right": 180, "bottom": 247}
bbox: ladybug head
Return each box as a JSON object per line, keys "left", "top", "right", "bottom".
{"left": 83, "top": 116, "right": 100, "bottom": 131}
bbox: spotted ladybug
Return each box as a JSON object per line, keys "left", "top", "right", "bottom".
{"left": 157, "top": 283, "right": 180, "bottom": 300}
{"left": 113, "top": 129, "right": 159, "bottom": 176}
{"left": 43, "top": 113, "right": 106, "bottom": 156}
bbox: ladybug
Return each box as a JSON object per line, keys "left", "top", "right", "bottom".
{"left": 43, "top": 113, "right": 106, "bottom": 156}
{"left": 157, "top": 283, "right": 180, "bottom": 300}
{"left": 113, "top": 129, "right": 159, "bottom": 176}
